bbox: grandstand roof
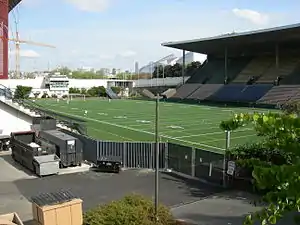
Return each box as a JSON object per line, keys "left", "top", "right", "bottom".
{"left": 162, "top": 23, "right": 300, "bottom": 56}
{"left": 9, "top": 0, "right": 21, "bottom": 12}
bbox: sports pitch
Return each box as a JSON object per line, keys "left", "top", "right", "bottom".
{"left": 35, "top": 99, "right": 266, "bottom": 152}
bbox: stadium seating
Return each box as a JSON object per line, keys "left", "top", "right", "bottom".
{"left": 186, "top": 59, "right": 224, "bottom": 84}
{"left": 208, "top": 84, "right": 273, "bottom": 103}
{"left": 187, "top": 84, "right": 223, "bottom": 100}
{"left": 280, "top": 65, "right": 300, "bottom": 84}
{"left": 171, "top": 83, "right": 202, "bottom": 99}
{"left": 106, "top": 87, "right": 119, "bottom": 99}
{"left": 257, "top": 56, "right": 300, "bottom": 83}
{"left": 232, "top": 56, "right": 273, "bottom": 83}
{"left": 258, "top": 85, "right": 300, "bottom": 104}
{"left": 208, "top": 84, "right": 247, "bottom": 102}
{"left": 239, "top": 84, "right": 273, "bottom": 102}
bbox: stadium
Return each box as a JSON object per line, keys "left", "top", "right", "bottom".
{"left": 25, "top": 23, "right": 300, "bottom": 153}
{"left": 0, "top": 5, "right": 299, "bottom": 224}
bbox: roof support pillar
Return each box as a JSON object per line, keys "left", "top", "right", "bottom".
{"left": 275, "top": 44, "right": 279, "bottom": 69}
{"left": 182, "top": 50, "right": 186, "bottom": 85}
{"left": 224, "top": 47, "right": 228, "bottom": 84}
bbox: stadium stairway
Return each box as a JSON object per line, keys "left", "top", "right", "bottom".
{"left": 106, "top": 87, "right": 119, "bottom": 99}
{"left": 232, "top": 56, "right": 273, "bottom": 83}
{"left": 257, "top": 56, "right": 300, "bottom": 83}
{"left": 171, "top": 83, "right": 202, "bottom": 99}
{"left": 257, "top": 85, "right": 300, "bottom": 105}
{"left": 187, "top": 84, "right": 223, "bottom": 100}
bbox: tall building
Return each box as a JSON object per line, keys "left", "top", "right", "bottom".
{"left": 134, "top": 62, "right": 139, "bottom": 74}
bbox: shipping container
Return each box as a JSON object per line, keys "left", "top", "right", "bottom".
{"left": 39, "top": 130, "right": 82, "bottom": 167}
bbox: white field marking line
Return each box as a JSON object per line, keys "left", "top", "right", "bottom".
{"left": 159, "top": 126, "right": 220, "bottom": 135}
{"left": 202, "top": 133, "right": 257, "bottom": 144}
{"left": 48, "top": 109, "right": 224, "bottom": 151}
{"left": 175, "top": 128, "right": 253, "bottom": 139}
{"left": 89, "top": 127, "right": 135, "bottom": 141}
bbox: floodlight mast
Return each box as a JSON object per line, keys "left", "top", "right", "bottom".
{"left": 154, "top": 92, "right": 159, "bottom": 221}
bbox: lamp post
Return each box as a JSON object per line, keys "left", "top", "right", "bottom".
{"left": 154, "top": 93, "right": 160, "bottom": 221}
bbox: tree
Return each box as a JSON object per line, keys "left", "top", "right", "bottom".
{"left": 110, "top": 86, "right": 121, "bottom": 95}
{"left": 69, "top": 87, "right": 81, "bottom": 94}
{"left": 220, "top": 112, "right": 300, "bottom": 224}
{"left": 14, "top": 85, "right": 32, "bottom": 99}
{"left": 87, "top": 86, "right": 106, "bottom": 97}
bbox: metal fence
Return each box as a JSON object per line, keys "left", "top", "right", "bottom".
{"left": 98, "top": 141, "right": 168, "bottom": 169}
{"left": 60, "top": 130, "right": 226, "bottom": 185}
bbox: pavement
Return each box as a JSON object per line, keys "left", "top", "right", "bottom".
{"left": 0, "top": 152, "right": 223, "bottom": 224}
{"left": 1, "top": 152, "right": 296, "bottom": 225}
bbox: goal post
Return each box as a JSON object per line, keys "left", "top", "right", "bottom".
{"left": 68, "top": 93, "right": 86, "bottom": 102}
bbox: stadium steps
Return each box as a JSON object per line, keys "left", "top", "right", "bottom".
{"left": 141, "top": 89, "right": 156, "bottom": 99}
{"left": 171, "top": 83, "right": 202, "bottom": 99}
{"left": 161, "top": 88, "right": 176, "bottom": 98}
{"left": 257, "top": 85, "right": 300, "bottom": 105}
{"left": 257, "top": 56, "right": 300, "bottom": 83}
{"left": 187, "top": 84, "right": 223, "bottom": 100}
{"left": 106, "top": 87, "right": 119, "bottom": 99}
{"left": 232, "top": 56, "right": 273, "bottom": 83}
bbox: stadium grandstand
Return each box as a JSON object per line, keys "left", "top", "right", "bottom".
{"left": 162, "top": 23, "right": 300, "bottom": 107}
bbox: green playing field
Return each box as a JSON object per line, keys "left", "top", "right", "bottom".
{"left": 35, "top": 99, "right": 267, "bottom": 152}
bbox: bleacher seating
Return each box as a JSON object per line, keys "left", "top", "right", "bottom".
{"left": 205, "top": 57, "right": 252, "bottom": 84}
{"left": 209, "top": 84, "right": 247, "bottom": 102}
{"left": 258, "top": 85, "right": 300, "bottom": 105}
{"left": 280, "top": 64, "right": 300, "bottom": 84}
{"left": 187, "top": 84, "right": 223, "bottom": 100}
{"left": 187, "top": 59, "right": 223, "bottom": 84}
{"left": 233, "top": 56, "right": 273, "bottom": 83}
{"left": 106, "top": 87, "right": 119, "bottom": 99}
{"left": 239, "top": 84, "right": 273, "bottom": 102}
{"left": 257, "top": 56, "right": 300, "bottom": 83}
{"left": 171, "top": 83, "right": 202, "bottom": 99}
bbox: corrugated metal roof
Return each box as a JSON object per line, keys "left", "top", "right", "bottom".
{"left": 31, "top": 190, "right": 77, "bottom": 207}
{"left": 162, "top": 23, "right": 300, "bottom": 47}
{"left": 161, "top": 23, "right": 300, "bottom": 56}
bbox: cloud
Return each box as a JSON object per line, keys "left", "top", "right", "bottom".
{"left": 9, "top": 49, "right": 40, "bottom": 58}
{"left": 232, "top": 8, "right": 270, "bottom": 25}
{"left": 118, "top": 50, "right": 136, "bottom": 57}
{"left": 65, "top": 0, "right": 111, "bottom": 12}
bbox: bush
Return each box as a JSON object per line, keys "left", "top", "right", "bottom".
{"left": 83, "top": 194, "right": 175, "bottom": 225}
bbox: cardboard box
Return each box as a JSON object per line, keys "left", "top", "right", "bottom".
{"left": 0, "top": 212, "right": 24, "bottom": 225}
{"left": 32, "top": 198, "right": 83, "bottom": 225}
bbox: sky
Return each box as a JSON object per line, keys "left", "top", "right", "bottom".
{"left": 7, "top": 0, "right": 300, "bottom": 72}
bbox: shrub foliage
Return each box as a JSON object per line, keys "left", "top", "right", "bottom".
{"left": 83, "top": 194, "right": 175, "bottom": 225}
